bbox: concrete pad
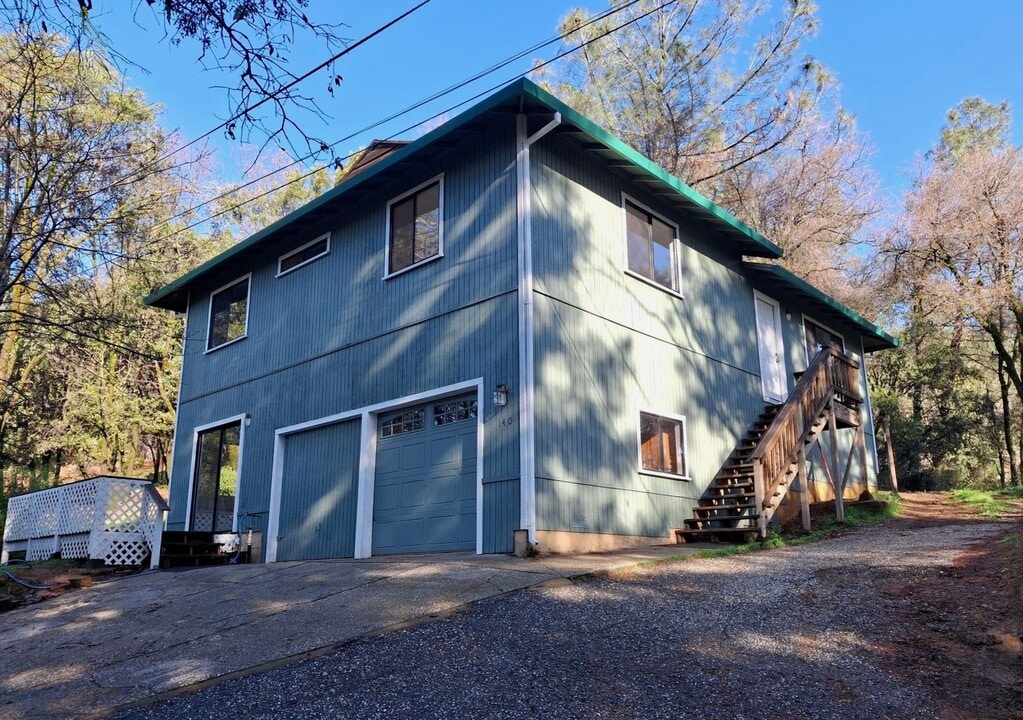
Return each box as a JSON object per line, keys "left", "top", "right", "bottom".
{"left": 0, "top": 542, "right": 703, "bottom": 719}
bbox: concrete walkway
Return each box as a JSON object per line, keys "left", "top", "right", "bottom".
{"left": 0, "top": 544, "right": 698, "bottom": 719}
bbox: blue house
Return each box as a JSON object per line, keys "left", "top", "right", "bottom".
{"left": 145, "top": 79, "right": 897, "bottom": 562}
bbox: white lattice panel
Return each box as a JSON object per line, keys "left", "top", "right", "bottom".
{"left": 63, "top": 482, "right": 98, "bottom": 533}
{"left": 31, "top": 490, "right": 60, "bottom": 536}
{"left": 60, "top": 533, "right": 91, "bottom": 559}
{"left": 2, "top": 477, "right": 167, "bottom": 567}
{"left": 27, "top": 537, "right": 58, "bottom": 562}
{"left": 3, "top": 495, "right": 34, "bottom": 541}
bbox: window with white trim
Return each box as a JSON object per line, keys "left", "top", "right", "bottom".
{"left": 387, "top": 178, "right": 442, "bottom": 275}
{"left": 625, "top": 200, "right": 679, "bottom": 293}
{"left": 639, "top": 411, "right": 688, "bottom": 478}
{"left": 279, "top": 234, "right": 330, "bottom": 275}
{"left": 207, "top": 277, "right": 249, "bottom": 351}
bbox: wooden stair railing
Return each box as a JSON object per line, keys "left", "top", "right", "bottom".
{"left": 749, "top": 347, "right": 862, "bottom": 538}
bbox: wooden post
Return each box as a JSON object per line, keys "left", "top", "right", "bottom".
{"left": 797, "top": 444, "right": 811, "bottom": 533}
{"left": 882, "top": 415, "right": 899, "bottom": 495}
{"left": 753, "top": 460, "right": 767, "bottom": 540}
{"left": 827, "top": 400, "right": 845, "bottom": 523}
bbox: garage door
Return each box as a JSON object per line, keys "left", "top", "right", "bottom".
{"left": 372, "top": 394, "right": 478, "bottom": 555}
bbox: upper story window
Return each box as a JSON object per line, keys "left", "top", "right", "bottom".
{"left": 386, "top": 176, "right": 443, "bottom": 277}
{"left": 207, "top": 276, "right": 250, "bottom": 352}
{"left": 638, "top": 411, "right": 688, "bottom": 479}
{"left": 624, "top": 199, "right": 680, "bottom": 294}
{"left": 804, "top": 318, "right": 845, "bottom": 363}
{"left": 278, "top": 233, "right": 330, "bottom": 276}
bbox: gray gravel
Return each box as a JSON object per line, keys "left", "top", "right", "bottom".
{"left": 115, "top": 521, "right": 1006, "bottom": 720}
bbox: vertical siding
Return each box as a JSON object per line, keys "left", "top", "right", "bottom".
{"left": 166, "top": 115, "right": 522, "bottom": 555}
{"left": 482, "top": 478, "right": 519, "bottom": 553}
{"left": 276, "top": 420, "right": 361, "bottom": 560}
{"left": 529, "top": 136, "right": 766, "bottom": 538}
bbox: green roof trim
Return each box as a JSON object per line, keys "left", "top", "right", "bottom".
{"left": 146, "top": 77, "right": 781, "bottom": 309}
{"left": 516, "top": 80, "right": 782, "bottom": 259}
{"left": 743, "top": 262, "right": 900, "bottom": 350}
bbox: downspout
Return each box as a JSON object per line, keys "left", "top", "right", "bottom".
{"left": 517, "top": 110, "right": 561, "bottom": 546}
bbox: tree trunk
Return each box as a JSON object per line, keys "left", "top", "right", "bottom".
{"left": 1000, "top": 357, "right": 1020, "bottom": 487}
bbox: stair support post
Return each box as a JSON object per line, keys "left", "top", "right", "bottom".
{"left": 753, "top": 459, "right": 767, "bottom": 540}
{"left": 827, "top": 399, "right": 845, "bottom": 523}
{"left": 797, "top": 444, "right": 811, "bottom": 533}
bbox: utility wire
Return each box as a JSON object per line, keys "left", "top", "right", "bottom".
{"left": 151, "top": 0, "right": 646, "bottom": 234}
{"left": 148, "top": 0, "right": 666, "bottom": 247}
{"left": 87, "top": 0, "right": 673, "bottom": 276}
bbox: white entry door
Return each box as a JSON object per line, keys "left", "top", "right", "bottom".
{"left": 754, "top": 292, "right": 787, "bottom": 403}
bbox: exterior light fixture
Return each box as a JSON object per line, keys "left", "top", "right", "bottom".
{"left": 493, "top": 383, "right": 509, "bottom": 407}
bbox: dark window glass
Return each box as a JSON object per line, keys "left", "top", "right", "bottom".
{"left": 639, "top": 412, "right": 686, "bottom": 477}
{"left": 381, "top": 408, "right": 425, "bottom": 438}
{"left": 389, "top": 181, "right": 441, "bottom": 274}
{"left": 192, "top": 421, "right": 241, "bottom": 533}
{"left": 804, "top": 320, "right": 844, "bottom": 361}
{"left": 626, "top": 202, "right": 678, "bottom": 292}
{"left": 433, "top": 399, "right": 478, "bottom": 426}
{"left": 279, "top": 236, "right": 329, "bottom": 274}
{"left": 208, "top": 278, "right": 249, "bottom": 350}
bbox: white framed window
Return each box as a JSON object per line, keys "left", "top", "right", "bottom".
{"left": 637, "top": 410, "right": 689, "bottom": 479}
{"left": 802, "top": 316, "right": 845, "bottom": 364}
{"left": 278, "top": 233, "right": 330, "bottom": 276}
{"left": 206, "top": 275, "right": 251, "bottom": 352}
{"left": 623, "top": 195, "right": 681, "bottom": 296}
{"left": 385, "top": 175, "right": 444, "bottom": 278}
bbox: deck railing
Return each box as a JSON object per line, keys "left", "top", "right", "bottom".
{"left": 750, "top": 348, "right": 862, "bottom": 534}
{"left": 1, "top": 476, "right": 168, "bottom": 568}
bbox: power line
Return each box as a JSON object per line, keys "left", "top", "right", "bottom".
{"left": 138, "top": 0, "right": 434, "bottom": 179}
{"left": 150, "top": 0, "right": 674, "bottom": 249}
{"left": 81, "top": 0, "right": 673, "bottom": 279}
{"left": 151, "top": 0, "right": 646, "bottom": 234}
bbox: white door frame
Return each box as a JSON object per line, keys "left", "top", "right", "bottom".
{"left": 184, "top": 413, "right": 248, "bottom": 533}
{"left": 753, "top": 291, "right": 787, "bottom": 403}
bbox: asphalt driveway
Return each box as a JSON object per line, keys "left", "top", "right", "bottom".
{"left": 112, "top": 520, "right": 1012, "bottom": 720}
{"left": 0, "top": 545, "right": 690, "bottom": 720}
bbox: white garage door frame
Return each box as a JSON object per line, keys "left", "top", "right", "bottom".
{"left": 265, "top": 378, "right": 484, "bottom": 562}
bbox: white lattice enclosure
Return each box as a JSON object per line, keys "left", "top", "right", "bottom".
{"left": 1, "top": 477, "right": 168, "bottom": 568}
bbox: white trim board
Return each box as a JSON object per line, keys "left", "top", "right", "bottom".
{"left": 266, "top": 378, "right": 485, "bottom": 562}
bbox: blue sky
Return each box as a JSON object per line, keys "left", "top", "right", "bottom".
{"left": 90, "top": 1, "right": 1023, "bottom": 197}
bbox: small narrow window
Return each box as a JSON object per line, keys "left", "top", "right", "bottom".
{"left": 207, "top": 277, "right": 250, "bottom": 351}
{"left": 381, "top": 408, "right": 425, "bottom": 438}
{"left": 639, "top": 412, "right": 687, "bottom": 478}
{"left": 279, "top": 234, "right": 330, "bottom": 275}
{"left": 387, "top": 179, "right": 442, "bottom": 275}
{"left": 433, "top": 399, "right": 478, "bottom": 426}
{"left": 625, "top": 200, "right": 679, "bottom": 293}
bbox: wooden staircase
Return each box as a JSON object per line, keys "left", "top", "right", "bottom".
{"left": 679, "top": 348, "right": 864, "bottom": 543}
{"left": 159, "top": 531, "right": 232, "bottom": 568}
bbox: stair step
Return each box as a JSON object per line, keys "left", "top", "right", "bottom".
{"left": 694, "top": 502, "right": 758, "bottom": 512}
{"left": 685, "top": 513, "right": 759, "bottom": 526}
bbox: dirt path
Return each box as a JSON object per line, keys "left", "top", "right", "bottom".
{"left": 871, "top": 492, "right": 1023, "bottom": 719}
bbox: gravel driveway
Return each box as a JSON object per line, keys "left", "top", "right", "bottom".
{"left": 116, "top": 520, "right": 1008, "bottom": 720}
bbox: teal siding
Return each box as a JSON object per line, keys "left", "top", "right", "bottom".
{"left": 276, "top": 420, "right": 360, "bottom": 561}
{"left": 165, "top": 115, "right": 521, "bottom": 556}
{"left": 530, "top": 134, "right": 768, "bottom": 537}
{"left": 482, "top": 478, "right": 518, "bottom": 553}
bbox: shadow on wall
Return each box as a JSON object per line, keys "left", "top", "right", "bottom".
{"left": 528, "top": 138, "right": 767, "bottom": 539}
